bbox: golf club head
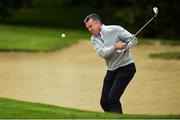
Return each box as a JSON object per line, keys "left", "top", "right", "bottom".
{"left": 153, "top": 7, "right": 158, "bottom": 16}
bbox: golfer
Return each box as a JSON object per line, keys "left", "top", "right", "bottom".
{"left": 84, "top": 13, "right": 137, "bottom": 114}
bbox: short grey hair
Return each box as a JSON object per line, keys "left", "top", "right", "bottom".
{"left": 84, "top": 13, "right": 102, "bottom": 23}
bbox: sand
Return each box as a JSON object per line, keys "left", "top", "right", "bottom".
{"left": 0, "top": 40, "right": 180, "bottom": 114}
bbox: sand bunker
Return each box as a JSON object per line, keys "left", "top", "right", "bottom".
{"left": 0, "top": 40, "right": 180, "bottom": 114}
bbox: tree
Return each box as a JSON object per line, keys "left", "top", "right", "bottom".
{"left": 0, "top": 0, "right": 31, "bottom": 23}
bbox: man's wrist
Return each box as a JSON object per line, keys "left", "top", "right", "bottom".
{"left": 114, "top": 44, "right": 117, "bottom": 50}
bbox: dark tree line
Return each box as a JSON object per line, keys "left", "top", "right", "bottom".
{"left": 0, "top": 0, "right": 179, "bottom": 38}
{"left": 0, "top": 0, "right": 32, "bottom": 22}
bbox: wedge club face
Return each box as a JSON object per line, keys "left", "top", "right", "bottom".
{"left": 153, "top": 7, "right": 158, "bottom": 16}
{"left": 117, "top": 7, "right": 158, "bottom": 53}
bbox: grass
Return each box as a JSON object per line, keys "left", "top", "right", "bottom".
{"left": 160, "top": 39, "right": 180, "bottom": 46}
{"left": 0, "top": 25, "right": 89, "bottom": 52}
{"left": 138, "top": 38, "right": 180, "bottom": 60}
{"left": 0, "top": 98, "right": 180, "bottom": 119}
{"left": 149, "top": 51, "right": 180, "bottom": 60}
{"left": 0, "top": 25, "right": 180, "bottom": 62}
{"left": 138, "top": 38, "right": 180, "bottom": 46}
{"left": 137, "top": 38, "right": 156, "bottom": 45}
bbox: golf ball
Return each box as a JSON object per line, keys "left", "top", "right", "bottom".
{"left": 61, "top": 33, "right": 66, "bottom": 38}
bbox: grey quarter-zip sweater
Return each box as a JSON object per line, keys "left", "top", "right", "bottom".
{"left": 91, "top": 24, "right": 138, "bottom": 71}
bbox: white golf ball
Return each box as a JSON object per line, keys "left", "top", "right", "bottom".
{"left": 61, "top": 33, "right": 66, "bottom": 38}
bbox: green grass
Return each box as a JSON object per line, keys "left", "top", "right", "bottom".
{"left": 138, "top": 39, "right": 180, "bottom": 60}
{"left": 149, "top": 51, "right": 180, "bottom": 60}
{"left": 137, "top": 38, "right": 156, "bottom": 45}
{"left": 0, "top": 25, "right": 89, "bottom": 52}
{"left": 138, "top": 38, "right": 180, "bottom": 46}
{"left": 160, "top": 39, "right": 180, "bottom": 46}
{"left": 0, "top": 98, "right": 180, "bottom": 119}
{"left": 0, "top": 25, "right": 179, "bottom": 52}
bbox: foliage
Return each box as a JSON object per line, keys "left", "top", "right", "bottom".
{"left": 0, "top": 0, "right": 180, "bottom": 38}
{"left": 0, "top": 0, "right": 31, "bottom": 23}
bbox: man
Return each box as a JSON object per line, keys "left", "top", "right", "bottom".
{"left": 84, "top": 13, "right": 138, "bottom": 114}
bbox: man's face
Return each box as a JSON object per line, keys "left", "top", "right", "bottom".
{"left": 85, "top": 19, "right": 101, "bottom": 36}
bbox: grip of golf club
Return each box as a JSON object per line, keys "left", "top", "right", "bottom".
{"left": 116, "top": 49, "right": 125, "bottom": 53}
{"left": 116, "top": 49, "right": 123, "bottom": 53}
{"left": 116, "top": 42, "right": 129, "bottom": 53}
{"left": 116, "top": 35, "right": 134, "bottom": 53}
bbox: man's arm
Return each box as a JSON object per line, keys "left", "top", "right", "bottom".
{"left": 117, "top": 26, "right": 138, "bottom": 50}
{"left": 124, "top": 35, "right": 138, "bottom": 50}
{"left": 91, "top": 37, "right": 115, "bottom": 58}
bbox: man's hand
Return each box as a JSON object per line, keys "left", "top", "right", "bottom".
{"left": 114, "top": 43, "right": 127, "bottom": 50}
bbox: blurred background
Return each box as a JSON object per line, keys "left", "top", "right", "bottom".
{"left": 0, "top": 0, "right": 179, "bottom": 39}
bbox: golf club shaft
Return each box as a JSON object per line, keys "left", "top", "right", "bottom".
{"left": 134, "top": 15, "right": 156, "bottom": 37}
{"left": 117, "top": 14, "right": 157, "bottom": 53}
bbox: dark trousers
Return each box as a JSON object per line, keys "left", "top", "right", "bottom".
{"left": 100, "top": 63, "right": 136, "bottom": 114}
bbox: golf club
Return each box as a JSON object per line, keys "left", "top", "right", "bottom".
{"left": 117, "top": 7, "right": 158, "bottom": 53}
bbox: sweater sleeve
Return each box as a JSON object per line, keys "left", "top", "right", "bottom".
{"left": 91, "top": 37, "right": 115, "bottom": 58}
{"left": 117, "top": 26, "right": 138, "bottom": 50}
